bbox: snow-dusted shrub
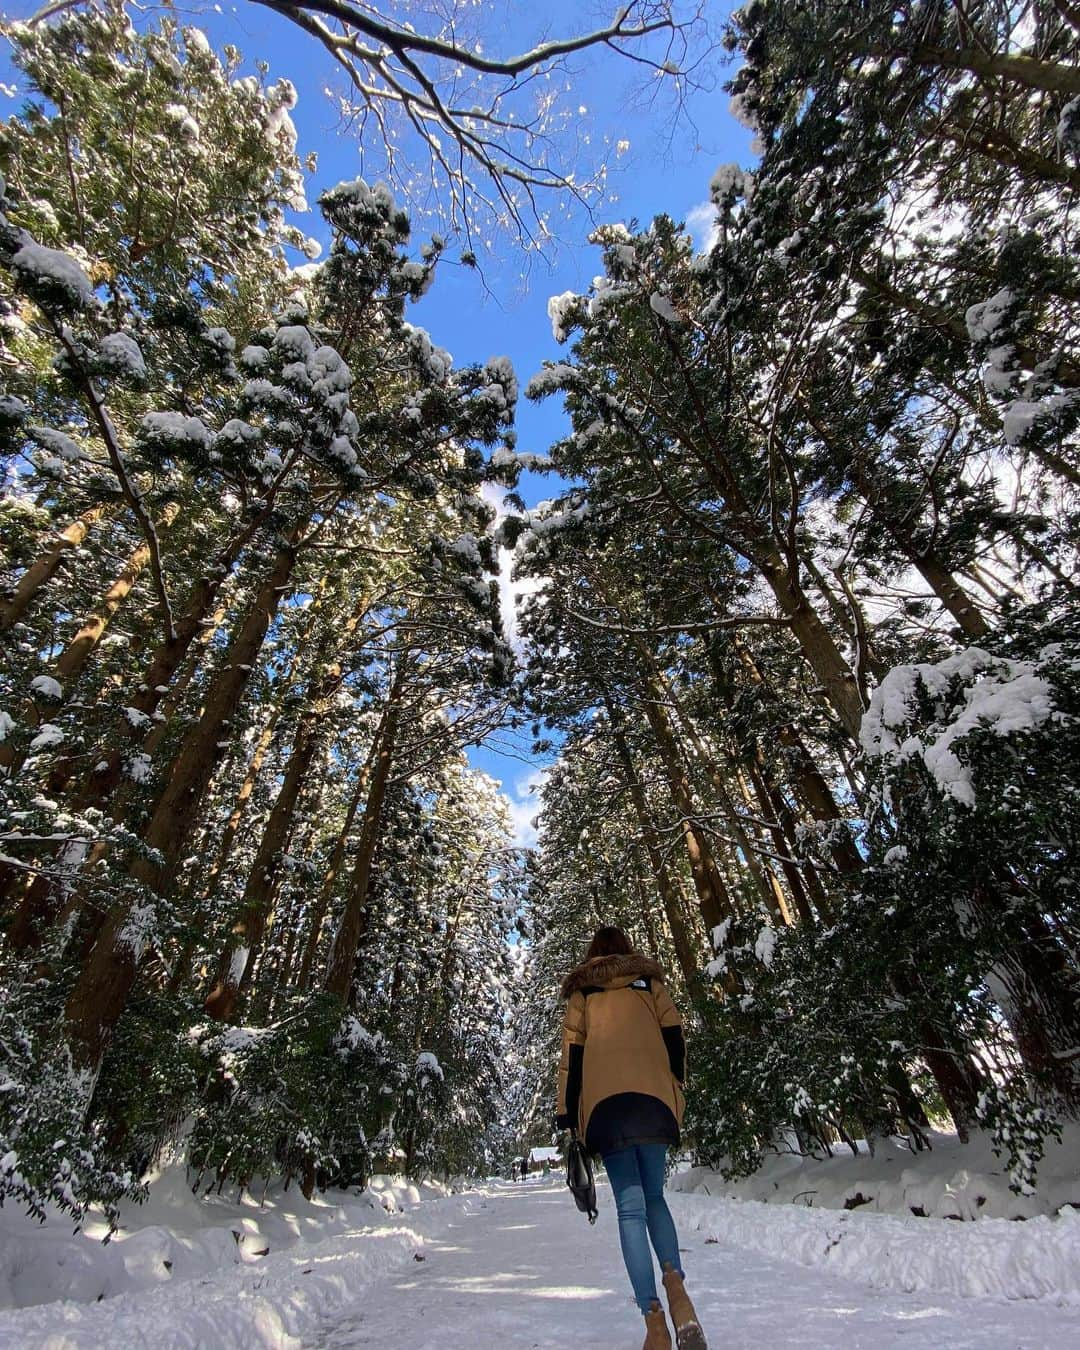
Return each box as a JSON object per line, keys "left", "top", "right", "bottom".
{"left": 687, "top": 910, "right": 930, "bottom": 1179}
{"left": 0, "top": 985, "right": 143, "bottom": 1229}
{"left": 187, "top": 995, "right": 394, "bottom": 1199}
{"left": 90, "top": 993, "right": 206, "bottom": 1177}
{"left": 858, "top": 622, "right": 1080, "bottom": 1188}
{"left": 689, "top": 626, "right": 1080, "bottom": 1192}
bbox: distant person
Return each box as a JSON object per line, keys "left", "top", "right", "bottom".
{"left": 556, "top": 926, "right": 706, "bottom": 1350}
{"left": 520, "top": 1154, "right": 529, "bottom": 1180}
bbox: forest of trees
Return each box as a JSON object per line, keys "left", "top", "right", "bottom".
{"left": 1, "top": 0, "right": 1078, "bottom": 1230}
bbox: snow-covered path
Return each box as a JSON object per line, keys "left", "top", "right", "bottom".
{"left": 306, "top": 1178, "right": 1073, "bottom": 1348}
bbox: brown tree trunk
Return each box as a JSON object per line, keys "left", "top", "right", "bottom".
{"left": 0, "top": 505, "right": 178, "bottom": 789}
{"left": 55, "top": 502, "right": 181, "bottom": 683}
{"left": 655, "top": 664, "right": 791, "bottom": 925}
{"left": 605, "top": 699, "right": 701, "bottom": 987}
{"left": 324, "top": 663, "right": 408, "bottom": 1003}
{"left": 295, "top": 752, "right": 373, "bottom": 993}
{"left": 732, "top": 638, "right": 863, "bottom": 875}
{"left": 746, "top": 755, "right": 818, "bottom": 925}
{"left": 630, "top": 853, "right": 661, "bottom": 955}
{"left": 67, "top": 501, "right": 307, "bottom": 815}
{"left": 5, "top": 605, "right": 229, "bottom": 951}
{"left": 191, "top": 629, "right": 314, "bottom": 906}
{"left": 202, "top": 594, "right": 372, "bottom": 1017}
{"left": 201, "top": 719, "right": 318, "bottom": 1021}
{"left": 0, "top": 504, "right": 108, "bottom": 633}
{"left": 845, "top": 455, "right": 990, "bottom": 639}
{"left": 800, "top": 556, "right": 888, "bottom": 684}
{"left": 734, "top": 765, "right": 796, "bottom": 926}
{"left": 646, "top": 330, "right": 867, "bottom": 740}
{"left": 915, "top": 554, "right": 990, "bottom": 639}
{"left": 637, "top": 676, "right": 736, "bottom": 937}
{"left": 63, "top": 535, "right": 301, "bottom": 1074}
{"left": 908, "top": 43, "right": 1080, "bottom": 97}
{"left": 759, "top": 554, "right": 867, "bottom": 741}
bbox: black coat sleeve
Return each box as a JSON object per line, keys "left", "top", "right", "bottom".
{"left": 661, "top": 1024, "right": 685, "bottom": 1083}
{"left": 556, "top": 1043, "right": 584, "bottom": 1130}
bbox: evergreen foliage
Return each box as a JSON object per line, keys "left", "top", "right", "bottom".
{"left": 1, "top": 0, "right": 1079, "bottom": 1231}
{"left": 515, "top": 0, "right": 1080, "bottom": 1188}
{"left": 0, "top": 5, "right": 522, "bottom": 1225}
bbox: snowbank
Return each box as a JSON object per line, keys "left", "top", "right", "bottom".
{"left": 670, "top": 1193, "right": 1080, "bottom": 1306}
{"left": 668, "top": 1127, "right": 1080, "bottom": 1306}
{"left": 0, "top": 1164, "right": 473, "bottom": 1346}
{"left": 669, "top": 1126, "right": 1080, "bottom": 1222}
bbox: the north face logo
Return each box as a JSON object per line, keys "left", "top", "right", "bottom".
{"left": 630, "top": 978, "right": 649, "bottom": 989}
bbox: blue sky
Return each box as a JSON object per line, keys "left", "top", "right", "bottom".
{"left": 0, "top": 1, "right": 750, "bottom": 839}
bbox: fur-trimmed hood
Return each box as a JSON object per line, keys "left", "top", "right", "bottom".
{"left": 561, "top": 952, "right": 664, "bottom": 1000}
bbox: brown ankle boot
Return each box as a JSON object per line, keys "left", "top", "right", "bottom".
{"left": 662, "top": 1265, "right": 707, "bottom": 1350}
{"left": 643, "top": 1300, "right": 672, "bottom": 1350}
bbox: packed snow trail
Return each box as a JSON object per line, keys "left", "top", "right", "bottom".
{"left": 306, "top": 1178, "right": 1072, "bottom": 1348}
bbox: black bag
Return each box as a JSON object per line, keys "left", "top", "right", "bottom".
{"left": 566, "top": 1131, "right": 598, "bottom": 1224}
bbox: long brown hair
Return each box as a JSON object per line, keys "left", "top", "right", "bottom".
{"left": 584, "top": 925, "right": 633, "bottom": 963}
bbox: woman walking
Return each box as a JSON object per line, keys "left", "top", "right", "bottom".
{"left": 556, "top": 926, "right": 707, "bottom": 1350}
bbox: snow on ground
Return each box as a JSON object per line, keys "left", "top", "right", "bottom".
{"left": 0, "top": 1166, "right": 466, "bottom": 1332}
{"left": 668, "top": 1126, "right": 1080, "bottom": 1221}
{"left": 1, "top": 1169, "right": 1078, "bottom": 1347}
{"left": 308, "top": 1178, "right": 1076, "bottom": 1349}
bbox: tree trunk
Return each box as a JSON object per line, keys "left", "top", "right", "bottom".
{"left": 800, "top": 556, "right": 888, "bottom": 683}
{"left": 295, "top": 752, "right": 374, "bottom": 993}
{"left": 67, "top": 503, "right": 304, "bottom": 814}
{"left": 5, "top": 604, "right": 230, "bottom": 951}
{"left": 0, "top": 504, "right": 108, "bottom": 633}
{"left": 916, "top": 554, "right": 990, "bottom": 638}
{"left": 746, "top": 755, "right": 818, "bottom": 925}
{"left": 605, "top": 698, "right": 701, "bottom": 987}
{"left": 759, "top": 554, "right": 867, "bottom": 741}
{"left": 633, "top": 855, "right": 660, "bottom": 949}
{"left": 324, "top": 663, "right": 408, "bottom": 1003}
{"left": 191, "top": 626, "right": 315, "bottom": 909}
{"left": 846, "top": 456, "right": 990, "bottom": 639}
{"left": 199, "top": 593, "right": 373, "bottom": 1015}
{"left": 55, "top": 502, "right": 181, "bottom": 682}
{"left": 203, "top": 664, "right": 358, "bottom": 1023}
{"left": 201, "top": 715, "right": 319, "bottom": 1021}
{"left": 654, "top": 664, "right": 791, "bottom": 924}
{"left": 908, "top": 43, "right": 1080, "bottom": 97}
{"left": 637, "top": 675, "right": 736, "bottom": 936}
{"left": 63, "top": 534, "right": 301, "bottom": 1074}
{"left": 732, "top": 638, "right": 863, "bottom": 875}
{"left": 648, "top": 328, "right": 867, "bottom": 740}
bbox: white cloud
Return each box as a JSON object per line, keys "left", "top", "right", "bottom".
{"left": 503, "top": 764, "right": 549, "bottom": 850}
{"left": 685, "top": 200, "right": 720, "bottom": 254}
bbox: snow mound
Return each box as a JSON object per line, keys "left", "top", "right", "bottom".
{"left": 671, "top": 1192, "right": 1080, "bottom": 1306}
{"left": 669, "top": 1126, "right": 1080, "bottom": 1223}
{"left": 0, "top": 1163, "right": 471, "bottom": 1345}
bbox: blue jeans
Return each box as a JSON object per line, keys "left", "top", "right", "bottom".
{"left": 603, "top": 1143, "right": 683, "bottom": 1314}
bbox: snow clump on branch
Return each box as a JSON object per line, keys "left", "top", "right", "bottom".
{"left": 524, "top": 363, "right": 576, "bottom": 400}
{"left": 861, "top": 647, "right": 1064, "bottom": 808}
{"left": 95, "top": 332, "right": 147, "bottom": 381}
{"left": 8, "top": 241, "right": 94, "bottom": 310}
{"left": 547, "top": 290, "right": 580, "bottom": 343}
{"left": 138, "top": 411, "right": 212, "bottom": 455}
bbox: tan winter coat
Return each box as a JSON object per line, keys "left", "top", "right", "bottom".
{"left": 556, "top": 953, "right": 685, "bottom": 1146}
